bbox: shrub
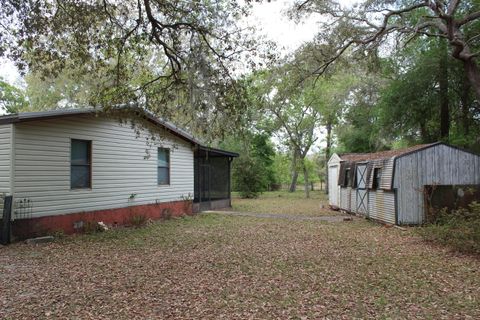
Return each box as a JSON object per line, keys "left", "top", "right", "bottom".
{"left": 130, "top": 214, "right": 147, "bottom": 228}
{"left": 418, "top": 202, "right": 480, "bottom": 254}
{"left": 232, "top": 155, "right": 268, "bottom": 198}
{"left": 161, "top": 208, "right": 172, "bottom": 220}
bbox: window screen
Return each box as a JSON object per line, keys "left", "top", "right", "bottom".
{"left": 158, "top": 148, "right": 170, "bottom": 185}
{"left": 71, "top": 139, "right": 91, "bottom": 189}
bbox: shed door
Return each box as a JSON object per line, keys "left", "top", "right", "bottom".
{"left": 328, "top": 165, "right": 339, "bottom": 206}
{"left": 356, "top": 164, "right": 368, "bottom": 215}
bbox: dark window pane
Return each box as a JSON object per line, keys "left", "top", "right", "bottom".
{"left": 344, "top": 169, "right": 350, "bottom": 187}
{"left": 158, "top": 148, "right": 169, "bottom": 167}
{"left": 71, "top": 140, "right": 90, "bottom": 165}
{"left": 158, "top": 167, "right": 170, "bottom": 185}
{"left": 71, "top": 139, "right": 91, "bottom": 189}
{"left": 373, "top": 168, "right": 382, "bottom": 189}
{"left": 71, "top": 166, "right": 90, "bottom": 188}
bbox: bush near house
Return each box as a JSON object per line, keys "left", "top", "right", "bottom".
{"left": 232, "top": 155, "right": 268, "bottom": 198}
{"left": 419, "top": 202, "right": 480, "bottom": 254}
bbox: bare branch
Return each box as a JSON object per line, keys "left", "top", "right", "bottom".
{"left": 457, "top": 11, "right": 480, "bottom": 26}
{"left": 447, "top": 0, "right": 461, "bottom": 16}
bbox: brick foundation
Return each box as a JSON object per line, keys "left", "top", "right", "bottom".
{"left": 11, "top": 200, "right": 193, "bottom": 240}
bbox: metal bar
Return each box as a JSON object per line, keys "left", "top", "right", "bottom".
{"left": 228, "top": 157, "right": 232, "bottom": 207}
{"left": 1, "top": 196, "right": 13, "bottom": 245}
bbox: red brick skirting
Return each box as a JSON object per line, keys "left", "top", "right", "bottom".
{"left": 11, "top": 200, "right": 193, "bottom": 239}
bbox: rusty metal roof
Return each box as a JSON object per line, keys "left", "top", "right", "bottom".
{"left": 339, "top": 143, "right": 440, "bottom": 162}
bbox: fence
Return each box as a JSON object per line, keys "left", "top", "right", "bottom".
{"left": 1, "top": 195, "right": 13, "bottom": 245}
{"left": 269, "top": 182, "right": 325, "bottom": 192}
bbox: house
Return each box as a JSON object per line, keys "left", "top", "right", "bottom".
{"left": 0, "top": 108, "right": 237, "bottom": 239}
{"left": 327, "top": 143, "right": 480, "bottom": 225}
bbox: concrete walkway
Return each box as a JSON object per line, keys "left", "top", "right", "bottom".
{"left": 203, "top": 210, "right": 356, "bottom": 222}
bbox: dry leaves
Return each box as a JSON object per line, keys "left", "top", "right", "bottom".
{"left": 0, "top": 195, "right": 479, "bottom": 319}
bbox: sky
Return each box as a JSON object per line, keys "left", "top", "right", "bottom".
{"left": 244, "top": 0, "right": 320, "bottom": 53}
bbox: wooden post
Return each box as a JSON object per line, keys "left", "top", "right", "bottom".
{"left": 1, "top": 196, "right": 13, "bottom": 245}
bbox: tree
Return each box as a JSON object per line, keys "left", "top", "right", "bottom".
{"left": 0, "top": 0, "right": 258, "bottom": 128}
{"left": 232, "top": 154, "right": 267, "bottom": 199}
{"left": 261, "top": 66, "right": 320, "bottom": 198}
{"left": 0, "top": 79, "right": 27, "bottom": 114}
{"left": 374, "top": 33, "right": 480, "bottom": 147}
{"left": 222, "top": 132, "right": 276, "bottom": 198}
{"left": 293, "top": 0, "right": 480, "bottom": 101}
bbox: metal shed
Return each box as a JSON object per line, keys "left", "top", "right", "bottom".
{"left": 328, "top": 142, "right": 480, "bottom": 225}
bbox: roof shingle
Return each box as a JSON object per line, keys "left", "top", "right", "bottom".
{"left": 339, "top": 143, "right": 440, "bottom": 162}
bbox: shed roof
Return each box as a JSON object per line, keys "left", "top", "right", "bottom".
{"left": 339, "top": 143, "right": 440, "bottom": 162}
{"left": 0, "top": 108, "right": 239, "bottom": 157}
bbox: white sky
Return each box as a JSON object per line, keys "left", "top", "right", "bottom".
{"left": 245, "top": 0, "right": 319, "bottom": 54}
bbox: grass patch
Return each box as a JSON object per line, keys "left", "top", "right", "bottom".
{"left": 232, "top": 190, "right": 338, "bottom": 216}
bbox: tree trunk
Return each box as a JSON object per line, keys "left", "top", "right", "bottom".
{"left": 419, "top": 119, "right": 428, "bottom": 142}
{"left": 462, "top": 57, "right": 480, "bottom": 103}
{"left": 289, "top": 149, "right": 299, "bottom": 192}
{"left": 324, "top": 122, "right": 332, "bottom": 195}
{"left": 439, "top": 39, "right": 450, "bottom": 140}
{"left": 301, "top": 157, "right": 310, "bottom": 199}
{"left": 461, "top": 72, "right": 471, "bottom": 136}
{"left": 446, "top": 22, "right": 480, "bottom": 102}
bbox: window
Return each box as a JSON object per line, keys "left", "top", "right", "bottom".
{"left": 158, "top": 148, "right": 170, "bottom": 185}
{"left": 71, "top": 139, "right": 92, "bottom": 189}
{"left": 344, "top": 169, "right": 350, "bottom": 187}
{"left": 373, "top": 168, "right": 382, "bottom": 189}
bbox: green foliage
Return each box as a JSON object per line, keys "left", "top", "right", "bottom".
{"left": 0, "top": 79, "right": 27, "bottom": 114}
{"left": 221, "top": 131, "right": 276, "bottom": 196}
{"left": 232, "top": 154, "right": 267, "bottom": 199}
{"left": 334, "top": 67, "right": 388, "bottom": 153}
{"left": 377, "top": 41, "right": 447, "bottom": 144}
{"left": 0, "top": 1, "right": 261, "bottom": 138}
{"left": 333, "top": 35, "right": 480, "bottom": 153}
{"left": 272, "top": 153, "right": 291, "bottom": 185}
{"left": 250, "top": 133, "right": 276, "bottom": 188}
{"left": 419, "top": 202, "right": 480, "bottom": 254}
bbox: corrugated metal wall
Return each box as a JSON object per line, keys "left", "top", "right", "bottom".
{"left": 394, "top": 144, "right": 480, "bottom": 224}
{"left": 339, "top": 187, "right": 351, "bottom": 211}
{"left": 350, "top": 189, "right": 356, "bottom": 213}
{"left": 380, "top": 158, "right": 394, "bottom": 190}
{"left": 13, "top": 115, "right": 194, "bottom": 218}
{"left": 368, "top": 190, "right": 396, "bottom": 224}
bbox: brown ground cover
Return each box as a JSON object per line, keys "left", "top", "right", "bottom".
{"left": 1, "top": 192, "right": 479, "bottom": 319}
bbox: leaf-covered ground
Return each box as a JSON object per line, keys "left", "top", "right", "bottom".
{"left": 1, "top": 195, "right": 480, "bottom": 319}
{"left": 232, "top": 190, "right": 339, "bottom": 217}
